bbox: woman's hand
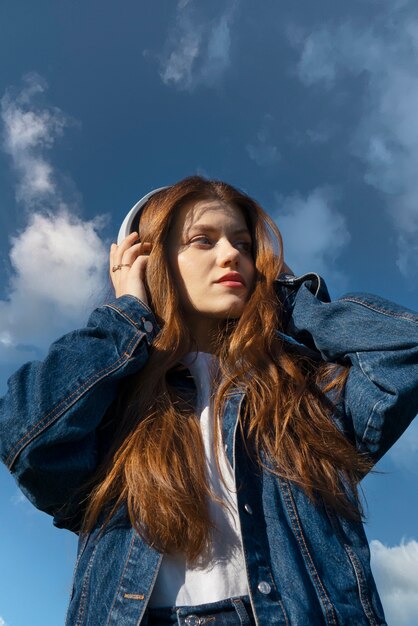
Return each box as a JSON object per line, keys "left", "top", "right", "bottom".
{"left": 109, "top": 232, "right": 152, "bottom": 305}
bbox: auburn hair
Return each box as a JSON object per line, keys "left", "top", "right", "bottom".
{"left": 80, "top": 175, "right": 371, "bottom": 561}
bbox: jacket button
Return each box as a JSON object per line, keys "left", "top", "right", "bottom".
{"left": 244, "top": 503, "right": 253, "bottom": 515}
{"left": 144, "top": 321, "right": 153, "bottom": 333}
{"left": 257, "top": 581, "right": 271, "bottom": 595}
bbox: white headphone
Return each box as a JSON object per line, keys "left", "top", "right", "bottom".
{"left": 117, "top": 186, "right": 170, "bottom": 244}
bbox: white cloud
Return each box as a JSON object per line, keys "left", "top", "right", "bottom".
{"left": 294, "top": 5, "right": 418, "bottom": 279}
{"left": 371, "top": 539, "right": 418, "bottom": 625}
{"left": 157, "top": 2, "right": 237, "bottom": 91}
{"left": 1, "top": 73, "right": 68, "bottom": 207}
{"left": 0, "top": 617, "right": 8, "bottom": 626}
{"left": 274, "top": 187, "right": 350, "bottom": 287}
{"left": 0, "top": 211, "right": 107, "bottom": 363}
{"left": 0, "top": 75, "right": 108, "bottom": 365}
{"left": 161, "top": 26, "right": 201, "bottom": 89}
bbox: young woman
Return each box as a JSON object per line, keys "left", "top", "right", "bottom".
{"left": 1, "top": 176, "right": 417, "bottom": 626}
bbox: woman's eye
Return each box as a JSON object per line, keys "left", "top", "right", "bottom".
{"left": 190, "top": 237, "right": 252, "bottom": 251}
{"left": 191, "top": 236, "right": 212, "bottom": 245}
{"left": 237, "top": 241, "right": 252, "bottom": 252}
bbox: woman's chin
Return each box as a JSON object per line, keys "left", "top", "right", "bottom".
{"left": 213, "top": 301, "right": 246, "bottom": 320}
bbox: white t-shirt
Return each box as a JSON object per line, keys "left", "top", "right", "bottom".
{"left": 148, "top": 351, "right": 249, "bottom": 607}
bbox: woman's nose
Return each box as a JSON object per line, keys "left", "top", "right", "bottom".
{"left": 218, "top": 240, "right": 240, "bottom": 266}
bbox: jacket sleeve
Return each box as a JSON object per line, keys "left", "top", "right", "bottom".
{"left": 0, "top": 295, "right": 159, "bottom": 522}
{"left": 276, "top": 273, "right": 418, "bottom": 464}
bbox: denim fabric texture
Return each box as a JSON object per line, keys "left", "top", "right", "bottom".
{"left": 1, "top": 273, "right": 418, "bottom": 625}
{"left": 145, "top": 595, "right": 255, "bottom": 625}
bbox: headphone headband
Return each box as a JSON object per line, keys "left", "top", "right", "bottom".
{"left": 117, "top": 186, "right": 170, "bottom": 244}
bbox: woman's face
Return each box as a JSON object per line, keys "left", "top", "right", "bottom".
{"left": 168, "top": 199, "right": 255, "bottom": 346}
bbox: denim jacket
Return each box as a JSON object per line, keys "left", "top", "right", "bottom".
{"left": 1, "top": 272, "right": 418, "bottom": 626}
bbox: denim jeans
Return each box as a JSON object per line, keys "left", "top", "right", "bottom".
{"left": 145, "top": 595, "right": 255, "bottom": 626}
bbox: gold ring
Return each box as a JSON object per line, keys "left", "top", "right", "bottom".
{"left": 112, "top": 264, "right": 131, "bottom": 272}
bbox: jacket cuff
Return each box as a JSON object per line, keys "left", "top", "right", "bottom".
{"left": 103, "top": 295, "right": 160, "bottom": 346}
{"left": 274, "top": 272, "right": 331, "bottom": 329}
{"left": 275, "top": 271, "right": 330, "bottom": 299}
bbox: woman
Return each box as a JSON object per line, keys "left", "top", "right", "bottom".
{"left": 1, "top": 175, "right": 417, "bottom": 626}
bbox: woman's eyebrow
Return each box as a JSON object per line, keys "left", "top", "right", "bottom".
{"left": 187, "top": 224, "right": 251, "bottom": 236}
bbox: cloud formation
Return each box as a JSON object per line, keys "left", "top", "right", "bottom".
{"left": 295, "top": 3, "right": 418, "bottom": 278}
{"left": 370, "top": 539, "right": 418, "bottom": 625}
{"left": 274, "top": 187, "right": 350, "bottom": 288}
{"left": 0, "top": 617, "right": 8, "bottom": 626}
{"left": 0, "top": 211, "right": 107, "bottom": 363}
{"left": 0, "top": 76, "right": 108, "bottom": 365}
{"left": 246, "top": 116, "right": 280, "bottom": 167}
{"left": 157, "top": 2, "right": 237, "bottom": 90}
{"left": 1, "top": 73, "right": 68, "bottom": 208}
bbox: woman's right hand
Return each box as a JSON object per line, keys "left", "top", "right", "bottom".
{"left": 109, "top": 232, "right": 152, "bottom": 305}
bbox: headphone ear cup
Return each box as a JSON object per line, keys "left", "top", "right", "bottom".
{"left": 130, "top": 212, "right": 141, "bottom": 239}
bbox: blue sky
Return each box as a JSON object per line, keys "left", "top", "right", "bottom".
{"left": 1, "top": 1, "right": 418, "bottom": 624}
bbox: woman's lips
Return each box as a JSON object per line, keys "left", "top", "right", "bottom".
{"left": 216, "top": 272, "right": 245, "bottom": 286}
{"left": 216, "top": 280, "right": 246, "bottom": 288}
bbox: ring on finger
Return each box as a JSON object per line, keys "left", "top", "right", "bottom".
{"left": 112, "top": 264, "right": 131, "bottom": 272}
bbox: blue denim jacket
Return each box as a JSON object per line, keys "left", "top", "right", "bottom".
{"left": 1, "top": 272, "right": 418, "bottom": 626}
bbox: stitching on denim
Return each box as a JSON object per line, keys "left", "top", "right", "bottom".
{"left": 280, "top": 479, "right": 337, "bottom": 626}
{"left": 6, "top": 331, "right": 144, "bottom": 469}
{"left": 136, "top": 553, "right": 164, "bottom": 626}
{"left": 362, "top": 397, "right": 385, "bottom": 450}
{"left": 339, "top": 297, "right": 418, "bottom": 324}
{"left": 232, "top": 431, "right": 290, "bottom": 626}
{"left": 234, "top": 536, "right": 260, "bottom": 626}
{"left": 355, "top": 352, "right": 375, "bottom": 384}
{"left": 323, "top": 507, "right": 379, "bottom": 625}
{"left": 345, "top": 546, "right": 378, "bottom": 626}
{"left": 353, "top": 351, "right": 387, "bottom": 450}
{"left": 65, "top": 533, "right": 90, "bottom": 624}
{"left": 6, "top": 330, "right": 141, "bottom": 467}
{"left": 280, "top": 481, "right": 331, "bottom": 619}
{"left": 75, "top": 539, "right": 99, "bottom": 626}
{"left": 278, "top": 599, "right": 289, "bottom": 626}
{"left": 232, "top": 408, "right": 262, "bottom": 626}
{"left": 6, "top": 351, "right": 124, "bottom": 466}
{"left": 105, "top": 302, "right": 152, "bottom": 331}
{"left": 105, "top": 532, "right": 138, "bottom": 626}
{"left": 72, "top": 534, "right": 90, "bottom": 581}
{"left": 107, "top": 296, "right": 154, "bottom": 317}
{"left": 231, "top": 598, "right": 251, "bottom": 626}
{"left": 231, "top": 394, "right": 245, "bottom": 471}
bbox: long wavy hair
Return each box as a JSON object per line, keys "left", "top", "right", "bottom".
{"left": 81, "top": 175, "right": 371, "bottom": 561}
